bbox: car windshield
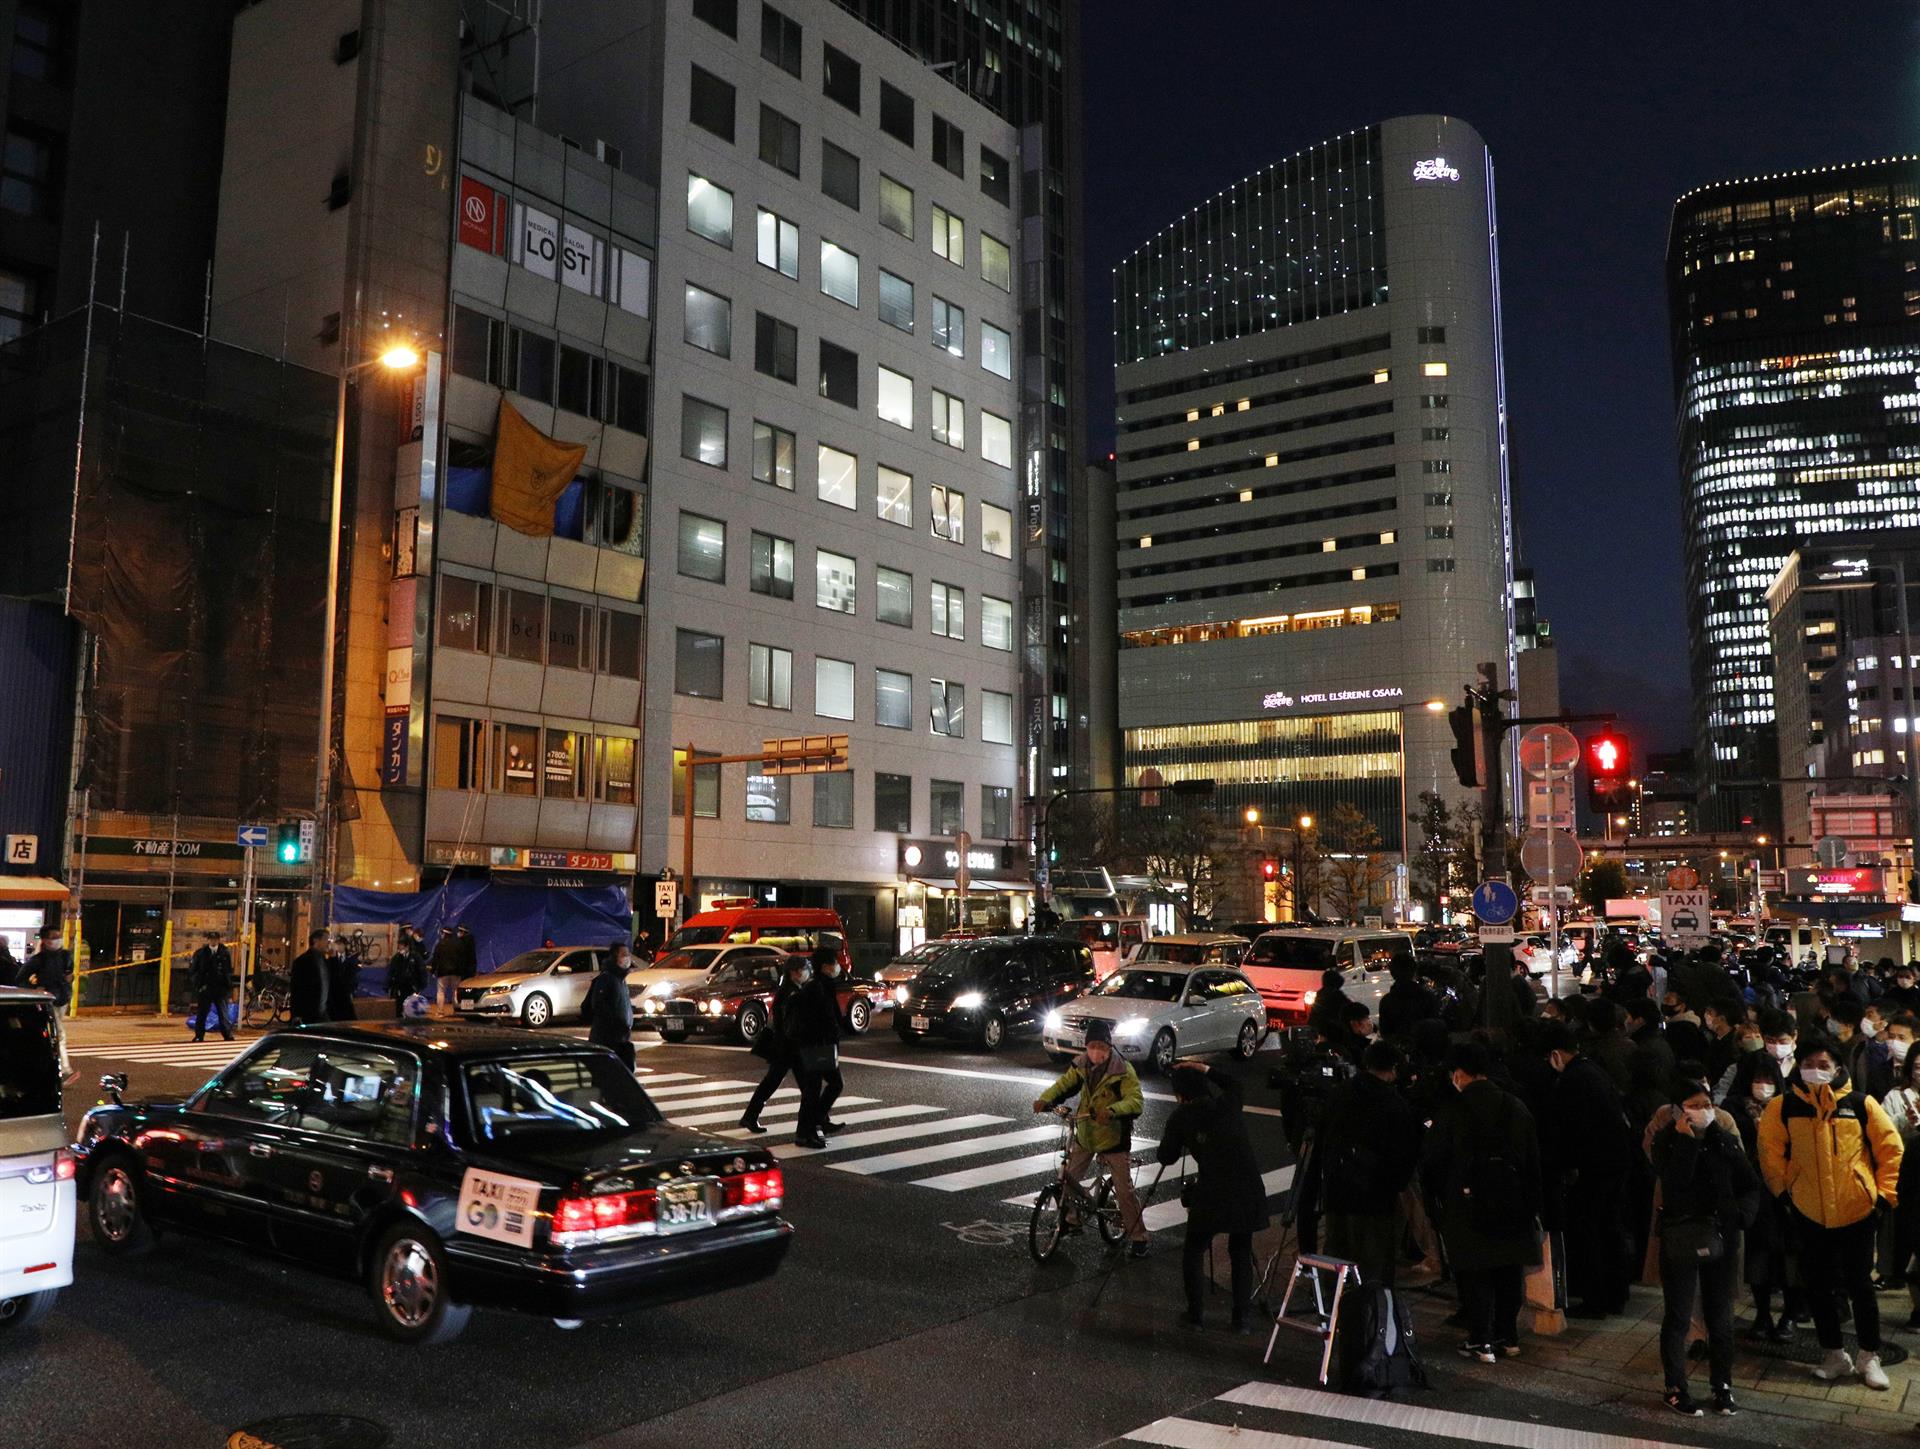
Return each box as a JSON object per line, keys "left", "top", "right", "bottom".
{"left": 497, "top": 949, "right": 565, "bottom": 976}
{"left": 647, "top": 950, "right": 711, "bottom": 974}
{"left": 1136, "top": 941, "right": 1207, "bottom": 965}
{"left": 706, "top": 959, "right": 773, "bottom": 989}
{"left": 1244, "top": 935, "right": 1336, "bottom": 969}
{"left": 1070, "top": 920, "right": 1124, "bottom": 946}
{"left": 1089, "top": 970, "right": 1187, "bottom": 1002}
{"left": 667, "top": 925, "right": 727, "bottom": 948}
{"left": 0, "top": 1001, "right": 59, "bottom": 1119}
{"left": 915, "top": 943, "right": 1003, "bottom": 987}
{"left": 463, "top": 1053, "right": 663, "bottom": 1143}
{"left": 897, "top": 942, "right": 950, "bottom": 967}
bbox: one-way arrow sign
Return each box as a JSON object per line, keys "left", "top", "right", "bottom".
{"left": 236, "top": 823, "right": 269, "bottom": 849}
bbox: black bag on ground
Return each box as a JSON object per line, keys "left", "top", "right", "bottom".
{"left": 1336, "top": 1284, "right": 1429, "bottom": 1397}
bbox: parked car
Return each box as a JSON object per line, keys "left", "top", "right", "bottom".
{"left": 625, "top": 944, "right": 788, "bottom": 1002}
{"left": 0, "top": 987, "right": 73, "bottom": 1333}
{"left": 665, "top": 906, "right": 848, "bottom": 966}
{"left": 1512, "top": 934, "right": 1580, "bottom": 977}
{"left": 1040, "top": 965, "right": 1267, "bottom": 1072}
{"left": 642, "top": 958, "right": 889, "bottom": 1045}
{"left": 454, "top": 946, "right": 608, "bottom": 1028}
{"left": 877, "top": 939, "right": 964, "bottom": 1001}
{"left": 1061, "top": 916, "right": 1151, "bottom": 978}
{"left": 74, "top": 1022, "right": 791, "bottom": 1344}
{"left": 894, "top": 938, "right": 1094, "bottom": 1051}
{"left": 1238, "top": 927, "right": 1415, "bottom": 1026}
{"left": 1133, "top": 933, "right": 1248, "bottom": 969}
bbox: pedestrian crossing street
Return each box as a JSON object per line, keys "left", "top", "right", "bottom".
{"left": 1111, "top": 1380, "right": 1692, "bottom": 1449}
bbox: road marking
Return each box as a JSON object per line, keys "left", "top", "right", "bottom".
{"left": 1216, "top": 1383, "right": 1684, "bottom": 1449}
{"left": 771, "top": 1113, "right": 1008, "bottom": 1159}
{"left": 633, "top": 1071, "right": 705, "bottom": 1084}
{"left": 1140, "top": 1165, "right": 1294, "bottom": 1233}
{"left": 835, "top": 1052, "right": 1183, "bottom": 1102}
{"left": 644, "top": 1087, "right": 770, "bottom": 1111}
{"left": 834, "top": 1124, "right": 1064, "bottom": 1175}
{"left": 911, "top": 1139, "right": 1157, "bottom": 1192}
{"left": 638, "top": 1078, "right": 756, "bottom": 1098}
{"left": 1002, "top": 1155, "right": 1198, "bottom": 1209}
{"left": 670, "top": 1094, "right": 879, "bottom": 1128}
{"left": 710, "top": 1104, "right": 940, "bottom": 1140}
{"left": 1120, "top": 1418, "right": 1348, "bottom": 1448}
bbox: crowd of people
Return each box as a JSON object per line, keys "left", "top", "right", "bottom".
{"left": 1291, "top": 938, "right": 1911, "bottom": 1416}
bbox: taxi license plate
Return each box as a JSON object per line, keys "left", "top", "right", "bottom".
{"left": 658, "top": 1182, "right": 711, "bottom": 1233}
{"left": 910, "top": 1015, "right": 930, "bottom": 1032}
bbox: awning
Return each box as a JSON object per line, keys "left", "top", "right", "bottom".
{"left": 0, "top": 876, "right": 69, "bottom": 903}
{"left": 1768, "top": 897, "right": 1901, "bottom": 925}
{"left": 904, "top": 876, "right": 1031, "bottom": 895}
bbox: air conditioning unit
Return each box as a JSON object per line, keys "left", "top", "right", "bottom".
{"left": 596, "top": 139, "right": 624, "bottom": 172}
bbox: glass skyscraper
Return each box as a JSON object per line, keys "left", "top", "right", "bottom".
{"left": 1668, "top": 156, "right": 1920, "bottom": 829}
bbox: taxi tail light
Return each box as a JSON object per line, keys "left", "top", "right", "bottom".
{"left": 722, "top": 1167, "right": 784, "bottom": 1210}
{"left": 552, "top": 1187, "right": 658, "bottom": 1245}
{"left": 54, "top": 1148, "right": 75, "bottom": 1181}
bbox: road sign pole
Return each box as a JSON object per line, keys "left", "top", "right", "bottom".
{"left": 1547, "top": 758, "right": 1560, "bottom": 1004}
{"left": 238, "top": 843, "right": 255, "bottom": 1030}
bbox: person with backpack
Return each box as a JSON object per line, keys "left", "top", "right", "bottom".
{"left": 1651, "top": 1076, "right": 1761, "bottom": 1417}
{"left": 1315, "top": 1040, "right": 1420, "bottom": 1286}
{"left": 581, "top": 941, "right": 635, "bottom": 1071}
{"left": 1758, "top": 1035, "right": 1904, "bottom": 1390}
{"left": 1421, "top": 1039, "right": 1542, "bottom": 1364}
{"left": 1157, "top": 1060, "right": 1267, "bottom": 1331}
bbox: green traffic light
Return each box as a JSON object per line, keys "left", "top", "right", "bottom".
{"left": 278, "top": 842, "right": 299, "bottom": 864}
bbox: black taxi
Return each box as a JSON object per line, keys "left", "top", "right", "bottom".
{"left": 73, "top": 1022, "right": 791, "bottom": 1344}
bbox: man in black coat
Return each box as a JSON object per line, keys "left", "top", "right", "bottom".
{"left": 288, "top": 930, "right": 332, "bottom": 1025}
{"left": 430, "top": 927, "right": 465, "bottom": 1015}
{"left": 1159, "top": 1061, "right": 1268, "bottom": 1331}
{"left": 1377, "top": 958, "right": 1441, "bottom": 1043}
{"left": 23, "top": 926, "right": 74, "bottom": 1079}
{"left": 740, "top": 955, "right": 816, "bottom": 1137}
{"left": 1422, "top": 1040, "right": 1543, "bottom": 1361}
{"left": 188, "top": 929, "right": 235, "bottom": 1042}
{"left": 1541, "top": 1022, "right": 1633, "bottom": 1317}
{"left": 787, "top": 946, "right": 847, "bottom": 1146}
{"left": 327, "top": 938, "right": 359, "bottom": 1021}
{"left": 1316, "top": 1040, "right": 1420, "bottom": 1285}
{"left": 387, "top": 927, "right": 424, "bottom": 1010}
{"left": 455, "top": 925, "right": 479, "bottom": 980}
{"left": 582, "top": 941, "right": 635, "bottom": 1070}
{"left": 0, "top": 935, "right": 18, "bottom": 988}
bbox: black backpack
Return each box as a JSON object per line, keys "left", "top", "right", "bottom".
{"left": 1336, "top": 1284, "right": 1429, "bottom": 1397}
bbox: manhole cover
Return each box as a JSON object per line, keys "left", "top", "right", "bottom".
{"left": 228, "top": 1415, "right": 391, "bottom": 1449}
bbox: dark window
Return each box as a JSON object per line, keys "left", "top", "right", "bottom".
{"left": 600, "top": 609, "right": 643, "bottom": 679}
{"left": 0, "top": 269, "right": 36, "bottom": 345}
{"left": 750, "top": 531, "right": 794, "bottom": 599}
{"left": 496, "top": 587, "right": 546, "bottom": 662}
{"left": 1418, "top": 326, "right": 1447, "bottom": 343}
{"left": 982, "top": 786, "right": 1012, "bottom": 839}
{"left": 818, "top": 339, "right": 857, "bottom": 408}
{"left": 0, "top": 129, "right": 56, "bottom": 218}
{"left": 755, "top": 312, "right": 798, "bottom": 384}
{"left": 677, "top": 511, "right": 726, "bottom": 583}
{"left": 674, "top": 629, "right": 724, "bottom": 698}
{"left": 610, "top": 365, "right": 649, "bottom": 434}
{"left": 437, "top": 576, "right": 492, "bottom": 652}
{"left": 681, "top": 395, "right": 729, "bottom": 466}
{"left": 821, "top": 139, "right": 859, "bottom": 209}
{"left": 930, "top": 778, "right": 964, "bottom": 835}
{"left": 546, "top": 598, "right": 590, "bottom": 670}
{"left": 692, "top": 0, "right": 737, "bottom": 37}
{"left": 451, "top": 304, "right": 501, "bottom": 383}
{"left": 557, "top": 345, "right": 603, "bottom": 417}
{"left": 813, "top": 772, "right": 853, "bottom": 829}
{"left": 822, "top": 44, "right": 860, "bottom": 112}
{"left": 879, "top": 81, "right": 914, "bottom": 146}
{"left": 511, "top": 327, "right": 555, "bottom": 402}
{"left": 759, "top": 104, "right": 800, "bottom": 176}
{"left": 760, "top": 4, "right": 801, "bottom": 75}
{"left": 11, "top": 5, "right": 62, "bottom": 83}
{"left": 931, "top": 116, "right": 963, "bottom": 178}
{"left": 878, "top": 270, "right": 914, "bottom": 332}
{"left": 875, "top": 773, "right": 911, "bottom": 833}
{"left": 688, "top": 66, "right": 735, "bottom": 142}
{"left": 980, "top": 147, "right": 1010, "bottom": 207}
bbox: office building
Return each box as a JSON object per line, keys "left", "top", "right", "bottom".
{"left": 1668, "top": 155, "right": 1920, "bottom": 830}
{"left": 1111, "top": 116, "right": 1516, "bottom": 859}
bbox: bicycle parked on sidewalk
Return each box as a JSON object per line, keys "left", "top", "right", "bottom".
{"left": 1028, "top": 1105, "right": 1141, "bottom": 1261}
{"left": 240, "top": 972, "right": 290, "bottom": 1028}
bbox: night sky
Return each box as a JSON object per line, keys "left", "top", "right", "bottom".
{"left": 1081, "top": 1, "right": 1920, "bottom": 754}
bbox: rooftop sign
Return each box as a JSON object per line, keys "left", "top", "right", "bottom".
{"left": 1412, "top": 157, "right": 1461, "bottom": 183}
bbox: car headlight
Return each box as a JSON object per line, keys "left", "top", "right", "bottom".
{"left": 1116, "top": 1016, "right": 1149, "bottom": 1036}
{"left": 645, "top": 981, "right": 674, "bottom": 997}
{"left": 704, "top": 999, "right": 725, "bottom": 1016}
{"left": 1303, "top": 989, "right": 1318, "bottom": 1006}
{"left": 1044, "top": 1010, "right": 1063, "bottom": 1032}
{"left": 640, "top": 998, "right": 661, "bottom": 1014}
{"left": 482, "top": 985, "right": 508, "bottom": 996}
{"left": 953, "top": 991, "right": 985, "bottom": 1011}
{"left": 893, "top": 986, "right": 910, "bottom": 1005}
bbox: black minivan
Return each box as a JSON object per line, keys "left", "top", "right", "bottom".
{"left": 893, "top": 937, "right": 1095, "bottom": 1051}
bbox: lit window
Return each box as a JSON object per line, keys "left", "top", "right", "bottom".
{"left": 1264, "top": 454, "right": 1278, "bottom": 467}
{"left": 1186, "top": 438, "right": 1200, "bottom": 452}
{"left": 1236, "top": 399, "right": 1250, "bottom": 412}
{"left": 1210, "top": 404, "right": 1225, "bottom": 418}
{"left": 1351, "top": 568, "right": 1366, "bottom": 581}
{"left": 1321, "top": 538, "right": 1336, "bottom": 553}
{"left": 687, "top": 174, "right": 734, "bottom": 246}
{"left": 1379, "top": 531, "right": 1395, "bottom": 545}
{"left": 817, "top": 444, "right": 857, "bottom": 510}
{"left": 931, "top": 485, "right": 965, "bottom": 543}
{"left": 1373, "top": 368, "right": 1390, "bottom": 384}
{"left": 932, "top": 205, "right": 964, "bottom": 264}
{"left": 1422, "top": 361, "right": 1449, "bottom": 377}
{"left": 981, "top": 503, "right": 1013, "bottom": 558}
{"left": 877, "top": 366, "right": 913, "bottom": 429}
{"left": 980, "top": 411, "right": 1013, "bottom": 468}
{"left": 819, "top": 240, "right": 859, "bottom": 306}
{"left": 1238, "top": 489, "right": 1253, "bottom": 503}
{"left": 877, "top": 465, "right": 912, "bottom": 526}
{"left": 1139, "top": 535, "right": 1153, "bottom": 549}
{"left": 1186, "top": 408, "right": 1200, "bottom": 422}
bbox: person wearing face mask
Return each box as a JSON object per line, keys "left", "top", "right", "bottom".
{"left": 1757, "top": 1038, "right": 1904, "bottom": 1390}
{"left": 787, "top": 944, "right": 848, "bottom": 1145}
{"left": 1650, "top": 1078, "right": 1761, "bottom": 1417}
{"left": 1708, "top": 1019, "right": 1764, "bottom": 1106}
{"left": 1725, "top": 1044, "right": 1795, "bottom": 1342}
{"left": 1882, "top": 964, "right": 1920, "bottom": 1016}
{"left": 740, "top": 955, "right": 815, "bottom": 1139}
{"left": 1661, "top": 989, "right": 1711, "bottom": 1068}
{"left": 1700, "top": 998, "right": 1746, "bottom": 1085}
{"left": 1829, "top": 998, "right": 1896, "bottom": 1099}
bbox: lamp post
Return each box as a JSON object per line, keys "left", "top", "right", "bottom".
{"left": 1292, "top": 812, "right": 1314, "bottom": 921}
{"left": 312, "top": 343, "right": 423, "bottom": 925}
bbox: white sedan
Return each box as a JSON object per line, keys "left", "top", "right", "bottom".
{"left": 1040, "top": 965, "right": 1267, "bottom": 1074}
{"left": 626, "top": 943, "right": 788, "bottom": 1002}
{"left": 1512, "top": 935, "right": 1581, "bottom": 977}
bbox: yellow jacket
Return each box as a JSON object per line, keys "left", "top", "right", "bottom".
{"left": 1757, "top": 1080, "right": 1902, "bottom": 1228}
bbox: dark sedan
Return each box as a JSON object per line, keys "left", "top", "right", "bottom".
{"left": 894, "top": 937, "right": 1094, "bottom": 1051}
{"left": 640, "top": 958, "right": 888, "bottom": 1045}
{"left": 73, "top": 1022, "right": 791, "bottom": 1343}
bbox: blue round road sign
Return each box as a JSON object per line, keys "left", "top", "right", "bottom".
{"left": 1471, "top": 880, "right": 1519, "bottom": 925}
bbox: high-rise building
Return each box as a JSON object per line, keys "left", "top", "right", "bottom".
{"left": 1668, "top": 155, "right": 1920, "bottom": 830}
{"left": 1111, "top": 117, "right": 1516, "bottom": 866}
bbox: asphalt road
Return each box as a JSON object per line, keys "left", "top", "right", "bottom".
{"left": 4, "top": 1014, "right": 1808, "bottom": 1449}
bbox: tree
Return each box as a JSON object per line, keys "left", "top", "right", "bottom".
{"left": 1408, "top": 791, "right": 1458, "bottom": 918}
{"left": 1045, "top": 796, "right": 1119, "bottom": 870}
{"left": 1118, "top": 796, "right": 1221, "bottom": 926}
{"left": 1577, "top": 857, "right": 1629, "bottom": 917}
{"left": 1320, "top": 802, "right": 1392, "bottom": 921}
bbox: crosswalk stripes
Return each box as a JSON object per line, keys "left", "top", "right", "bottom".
{"left": 75, "top": 1040, "right": 251, "bottom": 1070}
{"left": 1113, "top": 1380, "right": 1687, "bottom": 1449}
{"left": 834, "top": 1123, "right": 1062, "bottom": 1176}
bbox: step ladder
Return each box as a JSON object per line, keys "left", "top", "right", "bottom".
{"left": 1265, "top": 1253, "right": 1361, "bottom": 1385}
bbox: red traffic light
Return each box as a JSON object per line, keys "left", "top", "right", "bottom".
{"left": 1587, "top": 731, "right": 1628, "bottom": 779}
{"left": 1260, "top": 859, "right": 1279, "bottom": 880}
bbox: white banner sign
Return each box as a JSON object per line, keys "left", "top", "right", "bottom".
{"left": 1660, "top": 889, "right": 1711, "bottom": 946}
{"left": 561, "top": 222, "right": 604, "bottom": 296}
{"left": 514, "top": 203, "right": 559, "bottom": 280}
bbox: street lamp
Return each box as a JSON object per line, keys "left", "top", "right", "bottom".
{"left": 313, "top": 340, "right": 425, "bottom": 921}
{"left": 1291, "top": 813, "right": 1315, "bottom": 921}
{"left": 1243, "top": 806, "right": 1261, "bottom": 826}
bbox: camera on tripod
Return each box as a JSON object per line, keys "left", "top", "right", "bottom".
{"left": 1266, "top": 1027, "right": 1354, "bottom": 1149}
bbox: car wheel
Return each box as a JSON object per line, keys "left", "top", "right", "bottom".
{"left": 737, "top": 1002, "right": 768, "bottom": 1044}
{"left": 846, "top": 998, "right": 872, "bottom": 1035}
{"left": 89, "top": 1157, "right": 154, "bottom": 1257}
{"left": 0, "top": 1289, "right": 58, "bottom": 1330}
{"left": 1150, "top": 1028, "right": 1177, "bottom": 1075}
{"left": 520, "top": 992, "right": 552, "bottom": 1029}
{"left": 979, "top": 1012, "right": 1007, "bottom": 1052}
{"left": 1234, "top": 1019, "right": 1260, "bottom": 1060}
{"left": 369, "top": 1223, "right": 471, "bottom": 1346}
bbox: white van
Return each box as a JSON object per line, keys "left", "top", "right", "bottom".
{"left": 1238, "top": 927, "right": 1415, "bottom": 1027}
{"left": 0, "top": 987, "right": 73, "bottom": 1331}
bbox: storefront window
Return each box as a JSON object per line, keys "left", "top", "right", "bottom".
{"left": 494, "top": 723, "right": 539, "bottom": 795}
{"left": 594, "top": 735, "right": 636, "bottom": 805}
{"left": 542, "top": 728, "right": 583, "bottom": 799}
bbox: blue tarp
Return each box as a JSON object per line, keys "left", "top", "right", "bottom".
{"left": 330, "top": 879, "right": 632, "bottom": 976}
{"left": 445, "top": 465, "right": 586, "bottom": 541}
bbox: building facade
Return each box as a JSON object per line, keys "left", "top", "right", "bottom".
{"left": 1110, "top": 116, "right": 1516, "bottom": 860}
{"left": 1668, "top": 155, "right": 1920, "bottom": 830}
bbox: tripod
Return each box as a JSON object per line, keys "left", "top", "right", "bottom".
{"left": 1252, "top": 1125, "right": 1317, "bottom": 1313}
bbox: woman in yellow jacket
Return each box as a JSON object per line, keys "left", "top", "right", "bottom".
{"left": 1757, "top": 1037, "right": 1904, "bottom": 1390}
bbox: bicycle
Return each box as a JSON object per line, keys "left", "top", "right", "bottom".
{"left": 241, "top": 971, "right": 290, "bottom": 1028}
{"left": 344, "top": 929, "right": 386, "bottom": 968}
{"left": 1027, "top": 1105, "right": 1138, "bottom": 1262}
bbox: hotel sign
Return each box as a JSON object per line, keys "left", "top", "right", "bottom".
{"left": 1412, "top": 157, "right": 1461, "bottom": 182}
{"left": 1262, "top": 685, "right": 1405, "bottom": 711}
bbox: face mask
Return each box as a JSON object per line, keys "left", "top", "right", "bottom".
{"left": 1890, "top": 1038, "right": 1912, "bottom": 1063}
{"left": 1801, "top": 1066, "right": 1836, "bottom": 1088}
{"left": 1662, "top": 1003, "right": 1680, "bottom": 1017}
{"left": 1684, "top": 1106, "right": 1715, "bottom": 1131}
{"left": 1740, "top": 1036, "right": 1764, "bottom": 1054}
{"left": 1862, "top": 1019, "right": 1880, "bottom": 1038}
{"left": 823, "top": 964, "right": 841, "bottom": 978}
{"left": 1751, "top": 1080, "right": 1777, "bottom": 1103}
{"left": 1769, "top": 1041, "right": 1795, "bottom": 1062}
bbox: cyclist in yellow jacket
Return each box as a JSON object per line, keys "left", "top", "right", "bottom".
{"left": 1034, "top": 1019, "right": 1149, "bottom": 1256}
{"left": 1758, "top": 1036, "right": 1903, "bottom": 1390}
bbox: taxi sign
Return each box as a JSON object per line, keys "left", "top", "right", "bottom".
{"left": 1472, "top": 879, "right": 1519, "bottom": 925}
